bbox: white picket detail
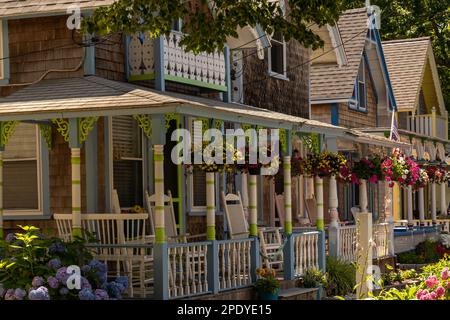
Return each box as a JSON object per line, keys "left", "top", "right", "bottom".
{"left": 218, "top": 239, "right": 252, "bottom": 291}
{"left": 293, "top": 232, "right": 319, "bottom": 276}
{"left": 338, "top": 225, "right": 357, "bottom": 262}
{"left": 168, "top": 243, "right": 209, "bottom": 299}
{"left": 373, "top": 223, "right": 390, "bottom": 259}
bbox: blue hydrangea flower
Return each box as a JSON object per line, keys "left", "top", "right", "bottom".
{"left": 94, "top": 289, "right": 109, "bottom": 300}
{"left": 5, "top": 233, "right": 15, "bottom": 243}
{"left": 47, "top": 276, "right": 59, "bottom": 289}
{"left": 59, "top": 287, "right": 69, "bottom": 295}
{"left": 4, "top": 289, "right": 15, "bottom": 300}
{"left": 78, "top": 288, "right": 96, "bottom": 300}
{"left": 106, "top": 282, "right": 122, "bottom": 299}
{"left": 47, "top": 258, "right": 61, "bottom": 270}
{"left": 88, "top": 260, "right": 107, "bottom": 273}
{"left": 80, "top": 277, "right": 92, "bottom": 290}
{"left": 97, "top": 272, "right": 108, "bottom": 285}
{"left": 81, "top": 265, "right": 91, "bottom": 273}
{"left": 48, "top": 242, "right": 67, "bottom": 255}
{"left": 32, "top": 276, "right": 44, "bottom": 288}
{"left": 28, "top": 286, "right": 50, "bottom": 300}
{"left": 55, "top": 267, "right": 70, "bottom": 284}
{"left": 14, "top": 288, "right": 26, "bottom": 300}
{"left": 115, "top": 277, "right": 129, "bottom": 292}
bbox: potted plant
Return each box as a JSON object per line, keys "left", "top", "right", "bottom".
{"left": 296, "top": 268, "right": 327, "bottom": 300}
{"left": 254, "top": 268, "right": 280, "bottom": 300}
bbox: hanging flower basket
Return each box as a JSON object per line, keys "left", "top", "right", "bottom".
{"left": 236, "top": 145, "right": 280, "bottom": 176}
{"left": 413, "top": 168, "right": 429, "bottom": 190}
{"left": 424, "top": 164, "right": 449, "bottom": 184}
{"left": 382, "top": 149, "right": 420, "bottom": 188}
{"left": 185, "top": 142, "right": 240, "bottom": 173}
{"left": 303, "top": 151, "right": 347, "bottom": 179}
{"left": 348, "top": 156, "right": 384, "bottom": 184}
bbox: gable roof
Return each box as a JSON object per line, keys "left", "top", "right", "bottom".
{"left": 0, "top": 0, "right": 114, "bottom": 18}
{"left": 382, "top": 37, "right": 445, "bottom": 113}
{"left": 310, "top": 8, "right": 369, "bottom": 102}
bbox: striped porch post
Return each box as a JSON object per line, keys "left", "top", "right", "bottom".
{"left": 440, "top": 182, "right": 446, "bottom": 217}
{"left": 407, "top": 185, "right": 414, "bottom": 228}
{"left": 431, "top": 182, "right": 437, "bottom": 225}
{"left": 359, "top": 179, "right": 368, "bottom": 213}
{"left": 71, "top": 148, "right": 82, "bottom": 238}
{"left": 283, "top": 156, "right": 292, "bottom": 235}
{"left": 206, "top": 172, "right": 216, "bottom": 240}
{"left": 154, "top": 145, "right": 166, "bottom": 243}
{"left": 418, "top": 187, "right": 425, "bottom": 227}
{"left": 248, "top": 174, "right": 258, "bottom": 237}
{"left": 315, "top": 176, "right": 324, "bottom": 231}
{"left": 329, "top": 174, "right": 339, "bottom": 228}
{"left": 0, "top": 151, "right": 3, "bottom": 238}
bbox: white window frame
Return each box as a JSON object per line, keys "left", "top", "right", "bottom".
{"left": 188, "top": 117, "right": 207, "bottom": 213}
{"left": 109, "top": 116, "right": 145, "bottom": 209}
{"left": 4, "top": 124, "right": 43, "bottom": 216}
{"left": 268, "top": 32, "right": 288, "bottom": 80}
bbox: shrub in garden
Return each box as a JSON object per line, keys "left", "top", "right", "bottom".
{"left": 0, "top": 225, "right": 128, "bottom": 300}
{"left": 296, "top": 268, "right": 327, "bottom": 289}
{"left": 324, "top": 257, "right": 356, "bottom": 296}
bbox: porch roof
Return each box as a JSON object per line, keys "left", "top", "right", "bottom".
{"left": 0, "top": 75, "right": 408, "bottom": 148}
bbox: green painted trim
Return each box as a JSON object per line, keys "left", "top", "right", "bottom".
{"left": 248, "top": 205, "right": 257, "bottom": 209}
{"left": 316, "top": 219, "right": 324, "bottom": 231}
{"left": 315, "top": 182, "right": 323, "bottom": 186}
{"left": 284, "top": 221, "right": 292, "bottom": 235}
{"left": 154, "top": 154, "right": 164, "bottom": 161}
{"left": 72, "top": 180, "right": 81, "bottom": 185}
{"left": 206, "top": 206, "right": 215, "bottom": 210}
{"left": 284, "top": 182, "right": 291, "bottom": 186}
{"left": 249, "top": 182, "right": 257, "bottom": 186}
{"left": 284, "top": 204, "right": 292, "bottom": 208}
{"left": 165, "top": 74, "right": 227, "bottom": 92}
{"left": 206, "top": 180, "right": 215, "bottom": 185}
{"left": 154, "top": 178, "right": 164, "bottom": 183}
{"left": 0, "top": 160, "right": 3, "bottom": 166}
{"left": 283, "top": 164, "right": 291, "bottom": 170}
{"left": 316, "top": 203, "right": 324, "bottom": 207}
{"left": 154, "top": 206, "right": 165, "bottom": 211}
{"left": 72, "top": 227, "right": 82, "bottom": 239}
{"left": 72, "top": 207, "right": 81, "bottom": 212}
{"left": 71, "top": 157, "right": 81, "bottom": 165}
{"left": 155, "top": 227, "right": 165, "bottom": 244}
{"left": 207, "top": 225, "right": 216, "bottom": 240}
{"left": 0, "top": 227, "right": 3, "bottom": 239}
{"left": 249, "top": 223, "right": 258, "bottom": 237}
{"left": 128, "top": 73, "right": 156, "bottom": 81}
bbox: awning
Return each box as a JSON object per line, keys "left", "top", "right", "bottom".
{"left": 0, "top": 76, "right": 408, "bottom": 149}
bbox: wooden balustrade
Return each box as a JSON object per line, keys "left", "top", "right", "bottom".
{"left": 292, "top": 231, "right": 319, "bottom": 276}
{"left": 168, "top": 242, "right": 209, "bottom": 299}
{"left": 373, "top": 223, "right": 390, "bottom": 259}
{"left": 217, "top": 238, "right": 253, "bottom": 291}
{"left": 407, "top": 114, "right": 447, "bottom": 140}
{"left": 337, "top": 225, "right": 357, "bottom": 262}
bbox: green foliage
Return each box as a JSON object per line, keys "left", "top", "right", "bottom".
{"left": 82, "top": 0, "right": 346, "bottom": 54}
{"left": 420, "top": 255, "right": 450, "bottom": 278}
{"left": 254, "top": 268, "right": 280, "bottom": 295}
{"left": 344, "top": 0, "right": 450, "bottom": 112}
{"left": 297, "top": 268, "right": 328, "bottom": 288}
{"left": 371, "top": 285, "right": 419, "bottom": 300}
{"left": 325, "top": 256, "right": 356, "bottom": 296}
{"left": 397, "top": 240, "right": 442, "bottom": 264}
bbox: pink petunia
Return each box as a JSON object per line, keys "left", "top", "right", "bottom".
{"left": 435, "top": 286, "right": 445, "bottom": 297}
{"left": 441, "top": 268, "right": 449, "bottom": 280}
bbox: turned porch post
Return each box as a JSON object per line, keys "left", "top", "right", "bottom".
{"left": 359, "top": 179, "right": 368, "bottom": 213}
{"left": 407, "top": 185, "right": 413, "bottom": 228}
{"left": 154, "top": 144, "right": 166, "bottom": 243}
{"left": 440, "top": 182, "right": 447, "bottom": 217}
{"left": 284, "top": 156, "right": 292, "bottom": 235}
{"left": 418, "top": 187, "right": 425, "bottom": 227}
{"left": 0, "top": 150, "right": 3, "bottom": 238}
{"left": 315, "top": 176, "right": 324, "bottom": 230}
{"left": 329, "top": 175, "right": 339, "bottom": 228}
{"left": 431, "top": 182, "right": 437, "bottom": 225}
{"left": 248, "top": 174, "right": 258, "bottom": 236}
{"left": 70, "top": 147, "right": 82, "bottom": 237}
{"left": 206, "top": 172, "right": 216, "bottom": 240}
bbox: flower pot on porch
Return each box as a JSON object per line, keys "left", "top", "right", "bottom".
{"left": 258, "top": 289, "right": 279, "bottom": 300}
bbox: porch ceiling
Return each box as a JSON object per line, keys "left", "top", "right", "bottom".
{"left": 0, "top": 75, "right": 408, "bottom": 148}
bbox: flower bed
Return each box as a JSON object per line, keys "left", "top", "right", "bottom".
{"left": 0, "top": 225, "right": 128, "bottom": 300}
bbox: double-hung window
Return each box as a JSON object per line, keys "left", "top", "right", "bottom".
{"left": 188, "top": 117, "right": 207, "bottom": 212}
{"left": 349, "top": 60, "right": 367, "bottom": 111}
{"left": 112, "top": 116, "right": 144, "bottom": 208}
{"left": 268, "top": 31, "right": 287, "bottom": 79}
{"left": 3, "top": 123, "right": 42, "bottom": 214}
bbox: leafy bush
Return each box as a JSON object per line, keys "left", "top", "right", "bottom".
{"left": 297, "top": 268, "right": 327, "bottom": 288}
{"left": 254, "top": 268, "right": 280, "bottom": 295}
{"left": 0, "top": 225, "right": 128, "bottom": 300}
{"left": 397, "top": 240, "right": 442, "bottom": 264}
{"left": 325, "top": 257, "right": 356, "bottom": 296}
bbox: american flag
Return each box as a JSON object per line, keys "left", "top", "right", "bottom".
{"left": 389, "top": 111, "right": 400, "bottom": 142}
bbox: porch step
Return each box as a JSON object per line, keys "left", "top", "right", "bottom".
{"left": 278, "top": 287, "right": 319, "bottom": 300}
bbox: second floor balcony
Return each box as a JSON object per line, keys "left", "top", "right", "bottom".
{"left": 128, "top": 31, "right": 227, "bottom": 92}
{"left": 407, "top": 111, "right": 448, "bottom": 141}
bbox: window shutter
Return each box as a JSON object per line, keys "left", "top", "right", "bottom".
{"left": 190, "top": 118, "right": 207, "bottom": 208}
{"left": 112, "top": 116, "right": 142, "bottom": 159}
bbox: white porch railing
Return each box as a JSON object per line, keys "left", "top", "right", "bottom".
{"left": 168, "top": 242, "right": 209, "bottom": 299}
{"left": 128, "top": 31, "right": 227, "bottom": 91}
{"left": 217, "top": 238, "right": 253, "bottom": 291}
{"left": 372, "top": 223, "right": 390, "bottom": 259}
{"left": 337, "top": 225, "right": 357, "bottom": 262}
{"left": 292, "top": 231, "right": 320, "bottom": 276}
{"left": 407, "top": 114, "right": 448, "bottom": 140}
{"left": 395, "top": 219, "right": 450, "bottom": 233}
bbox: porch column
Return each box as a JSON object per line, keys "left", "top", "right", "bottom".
{"left": 407, "top": 185, "right": 413, "bottom": 228}
{"left": 315, "top": 176, "right": 324, "bottom": 230}
{"left": 206, "top": 172, "right": 216, "bottom": 240}
{"left": 355, "top": 210, "right": 373, "bottom": 298}
{"left": 431, "top": 182, "right": 437, "bottom": 224}
{"left": 284, "top": 156, "right": 292, "bottom": 235}
{"left": 154, "top": 145, "right": 166, "bottom": 243}
{"left": 0, "top": 151, "right": 3, "bottom": 238}
{"left": 329, "top": 175, "right": 339, "bottom": 228}
{"left": 359, "top": 179, "right": 368, "bottom": 213}
{"left": 71, "top": 148, "right": 82, "bottom": 237}
{"left": 248, "top": 174, "right": 258, "bottom": 236}
{"left": 418, "top": 187, "right": 425, "bottom": 227}
{"left": 440, "top": 182, "right": 447, "bottom": 217}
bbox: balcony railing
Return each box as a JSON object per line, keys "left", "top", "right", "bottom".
{"left": 128, "top": 32, "right": 227, "bottom": 92}
{"left": 407, "top": 114, "right": 448, "bottom": 140}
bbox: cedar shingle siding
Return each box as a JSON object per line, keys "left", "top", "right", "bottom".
{"left": 95, "top": 33, "right": 126, "bottom": 81}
